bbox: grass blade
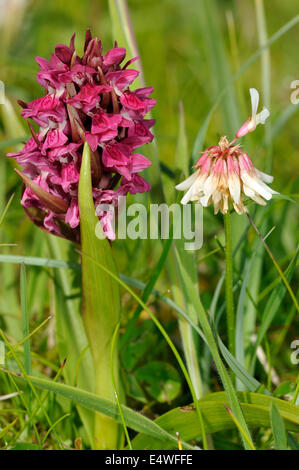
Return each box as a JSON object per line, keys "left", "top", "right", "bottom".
{"left": 47, "top": 235, "right": 95, "bottom": 447}
{"left": 250, "top": 247, "right": 299, "bottom": 373}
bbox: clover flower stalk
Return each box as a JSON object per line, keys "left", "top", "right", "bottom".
{"left": 7, "top": 30, "right": 156, "bottom": 449}
{"left": 176, "top": 88, "right": 277, "bottom": 355}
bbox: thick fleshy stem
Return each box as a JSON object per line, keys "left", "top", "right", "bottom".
{"left": 224, "top": 211, "right": 235, "bottom": 357}
{"left": 78, "top": 143, "right": 122, "bottom": 449}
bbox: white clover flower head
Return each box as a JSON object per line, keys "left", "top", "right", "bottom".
{"left": 236, "top": 88, "right": 270, "bottom": 138}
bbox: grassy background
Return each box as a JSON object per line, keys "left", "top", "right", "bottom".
{"left": 0, "top": 0, "right": 298, "bottom": 450}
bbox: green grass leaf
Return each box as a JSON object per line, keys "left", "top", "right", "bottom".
{"left": 20, "top": 264, "right": 31, "bottom": 413}
{"left": 249, "top": 247, "right": 299, "bottom": 373}
{"left": 131, "top": 392, "right": 299, "bottom": 450}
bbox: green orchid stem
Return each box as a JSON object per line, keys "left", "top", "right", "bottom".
{"left": 224, "top": 212, "right": 235, "bottom": 357}
{"left": 84, "top": 314, "right": 121, "bottom": 450}
{"left": 79, "top": 142, "right": 122, "bottom": 449}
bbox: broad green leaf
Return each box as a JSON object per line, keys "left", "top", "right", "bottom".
{"left": 11, "top": 372, "right": 193, "bottom": 449}
{"left": 132, "top": 392, "right": 299, "bottom": 450}
{"left": 174, "top": 249, "right": 254, "bottom": 449}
